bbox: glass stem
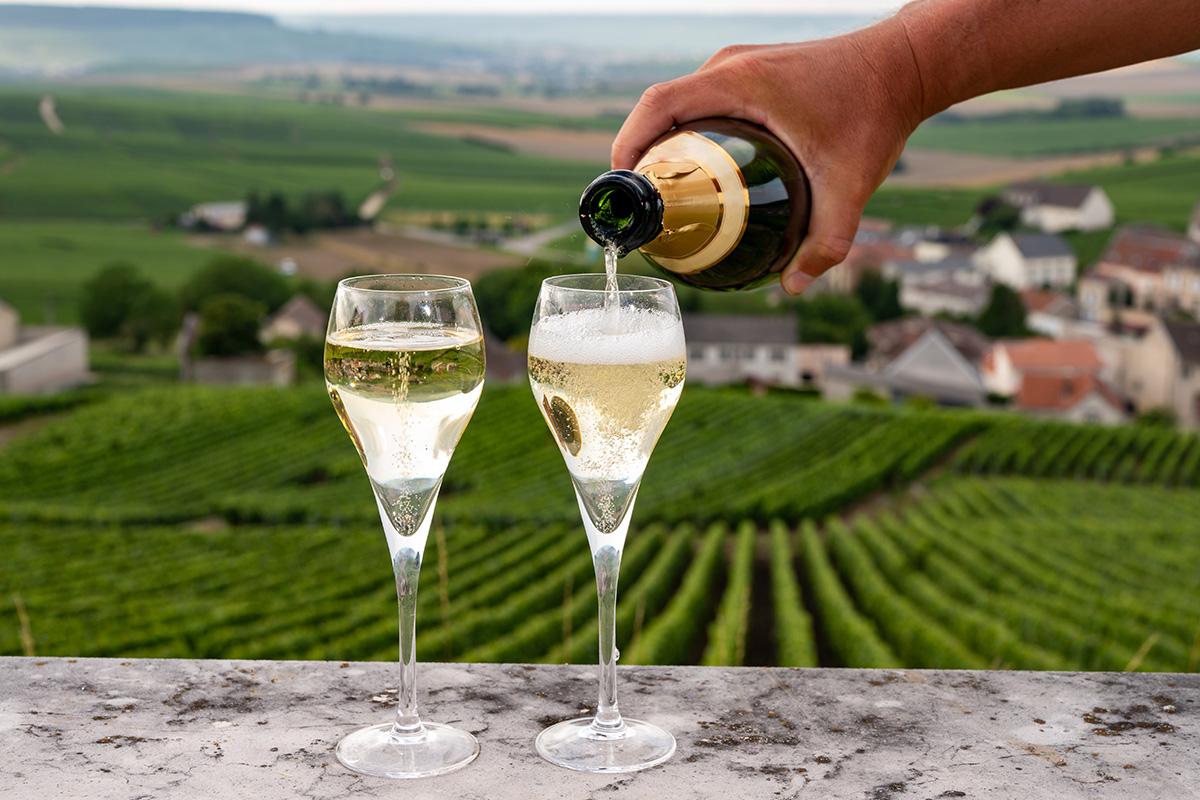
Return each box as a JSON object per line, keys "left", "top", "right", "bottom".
{"left": 591, "top": 544, "right": 625, "bottom": 733}
{"left": 392, "top": 546, "right": 425, "bottom": 737}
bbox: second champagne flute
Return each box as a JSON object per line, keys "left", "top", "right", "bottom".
{"left": 527, "top": 273, "right": 686, "bottom": 772}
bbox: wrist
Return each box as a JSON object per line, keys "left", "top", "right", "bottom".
{"left": 888, "top": 0, "right": 991, "bottom": 121}
{"left": 843, "top": 15, "right": 931, "bottom": 138}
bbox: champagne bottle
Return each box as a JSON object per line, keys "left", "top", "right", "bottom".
{"left": 579, "top": 117, "right": 810, "bottom": 291}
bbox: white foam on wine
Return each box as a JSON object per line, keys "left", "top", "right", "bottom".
{"left": 529, "top": 307, "right": 684, "bottom": 365}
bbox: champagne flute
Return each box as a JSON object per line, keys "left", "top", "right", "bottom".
{"left": 324, "top": 274, "right": 485, "bottom": 778}
{"left": 528, "top": 273, "right": 686, "bottom": 772}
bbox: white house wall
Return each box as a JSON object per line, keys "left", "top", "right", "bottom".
{"left": 0, "top": 303, "right": 17, "bottom": 350}
{"left": 0, "top": 328, "right": 89, "bottom": 394}
{"left": 1079, "top": 190, "right": 1115, "bottom": 231}
{"left": 1171, "top": 367, "right": 1200, "bottom": 430}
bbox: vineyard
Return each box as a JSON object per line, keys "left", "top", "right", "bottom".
{"left": 2, "top": 381, "right": 1199, "bottom": 672}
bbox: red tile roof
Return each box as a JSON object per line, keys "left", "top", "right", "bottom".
{"left": 1019, "top": 289, "right": 1069, "bottom": 314}
{"left": 998, "top": 338, "right": 1104, "bottom": 372}
{"left": 1016, "top": 373, "right": 1124, "bottom": 413}
{"left": 1096, "top": 225, "right": 1200, "bottom": 274}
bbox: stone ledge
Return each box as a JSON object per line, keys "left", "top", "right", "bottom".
{"left": 3, "top": 657, "right": 1197, "bottom": 798}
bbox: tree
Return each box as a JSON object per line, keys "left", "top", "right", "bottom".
{"left": 181, "top": 255, "right": 291, "bottom": 315}
{"left": 194, "top": 294, "right": 265, "bottom": 357}
{"left": 797, "top": 293, "right": 872, "bottom": 359}
{"left": 246, "top": 191, "right": 293, "bottom": 234}
{"left": 80, "top": 262, "right": 179, "bottom": 352}
{"left": 972, "top": 196, "right": 1022, "bottom": 239}
{"left": 80, "top": 262, "right": 150, "bottom": 339}
{"left": 854, "top": 270, "right": 903, "bottom": 322}
{"left": 975, "top": 283, "right": 1029, "bottom": 338}
{"left": 124, "top": 284, "right": 180, "bottom": 352}
{"left": 301, "top": 190, "right": 358, "bottom": 230}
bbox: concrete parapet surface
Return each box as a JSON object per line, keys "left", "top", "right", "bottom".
{"left": 2, "top": 657, "right": 1197, "bottom": 798}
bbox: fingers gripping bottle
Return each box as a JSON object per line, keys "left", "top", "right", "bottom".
{"left": 579, "top": 118, "right": 810, "bottom": 291}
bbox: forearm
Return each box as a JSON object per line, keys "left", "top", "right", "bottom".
{"left": 890, "top": 0, "right": 1200, "bottom": 119}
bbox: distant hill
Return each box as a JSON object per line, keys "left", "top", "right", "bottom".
{"left": 0, "top": 6, "right": 879, "bottom": 78}
{"left": 0, "top": 4, "right": 488, "bottom": 76}
{"left": 279, "top": 13, "right": 875, "bottom": 60}
{"left": 0, "top": 4, "right": 275, "bottom": 28}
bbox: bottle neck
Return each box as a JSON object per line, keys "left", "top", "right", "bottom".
{"left": 578, "top": 170, "right": 664, "bottom": 256}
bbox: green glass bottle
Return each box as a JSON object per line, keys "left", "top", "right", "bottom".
{"left": 579, "top": 118, "right": 810, "bottom": 291}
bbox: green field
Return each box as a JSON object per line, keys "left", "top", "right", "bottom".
{"left": 4, "top": 83, "right": 1200, "bottom": 326}
{"left": 0, "top": 84, "right": 611, "bottom": 322}
{"left": 1062, "top": 152, "right": 1200, "bottom": 231}
{"left": 2, "top": 382, "right": 1198, "bottom": 670}
{"left": 908, "top": 115, "right": 1200, "bottom": 157}
{"left": 0, "top": 221, "right": 213, "bottom": 325}
{"left": 0, "top": 86, "right": 606, "bottom": 221}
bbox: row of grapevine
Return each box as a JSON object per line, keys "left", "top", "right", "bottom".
{"left": 767, "top": 521, "right": 817, "bottom": 668}
{"left": 797, "top": 521, "right": 899, "bottom": 669}
{"left": 699, "top": 521, "right": 756, "bottom": 666}
{"left": 623, "top": 522, "right": 727, "bottom": 665}
{"left": 954, "top": 416, "right": 1200, "bottom": 486}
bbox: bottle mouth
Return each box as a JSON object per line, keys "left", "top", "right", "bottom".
{"left": 578, "top": 170, "right": 663, "bottom": 256}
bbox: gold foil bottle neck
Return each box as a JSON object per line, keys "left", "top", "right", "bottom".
{"left": 634, "top": 131, "right": 748, "bottom": 276}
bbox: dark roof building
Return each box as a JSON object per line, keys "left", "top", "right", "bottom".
{"left": 1010, "top": 233, "right": 1075, "bottom": 259}
{"left": 681, "top": 314, "right": 796, "bottom": 345}
{"left": 1165, "top": 321, "right": 1200, "bottom": 366}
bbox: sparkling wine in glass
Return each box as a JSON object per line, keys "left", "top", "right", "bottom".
{"left": 325, "top": 274, "right": 485, "bottom": 778}
{"left": 528, "top": 272, "right": 686, "bottom": 772}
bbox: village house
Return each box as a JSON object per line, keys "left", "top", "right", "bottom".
{"left": 981, "top": 338, "right": 1109, "bottom": 397}
{"left": 979, "top": 337, "right": 1126, "bottom": 424}
{"left": 0, "top": 297, "right": 90, "bottom": 394}
{"left": 260, "top": 294, "right": 327, "bottom": 343}
{"left": 1077, "top": 225, "right": 1200, "bottom": 326}
{"left": 177, "top": 311, "right": 295, "bottom": 388}
{"left": 1119, "top": 318, "right": 1200, "bottom": 429}
{"left": 816, "top": 220, "right": 912, "bottom": 294}
{"left": 1015, "top": 373, "right": 1127, "bottom": 424}
{"left": 883, "top": 255, "right": 989, "bottom": 317}
{"left": 974, "top": 231, "right": 1077, "bottom": 291}
{"left": 681, "top": 313, "right": 849, "bottom": 389}
{"left": 823, "top": 317, "right": 989, "bottom": 407}
{"left": 183, "top": 201, "right": 248, "bottom": 232}
{"left": 1019, "top": 288, "right": 1086, "bottom": 338}
{"left": 900, "top": 275, "right": 991, "bottom": 318}
{"left": 1001, "top": 182, "right": 1115, "bottom": 233}
{"left": 882, "top": 255, "right": 978, "bottom": 286}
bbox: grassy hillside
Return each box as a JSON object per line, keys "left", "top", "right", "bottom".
{"left": 0, "top": 85, "right": 608, "bottom": 323}
{"left": 1062, "top": 151, "right": 1200, "bottom": 231}
{"left": 0, "top": 87, "right": 605, "bottom": 222}
{"left": 908, "top": 115, "right": 1200, "bottom": 157}
{"left": 2, "top": 383, "right": 1198, "bottom": 670}
{"left": 0, "top": 221, "right": 212, "bottom": 326}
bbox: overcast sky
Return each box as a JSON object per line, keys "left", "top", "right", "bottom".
{"left": 4, "top": 0, "right": 901, "bottom": 15}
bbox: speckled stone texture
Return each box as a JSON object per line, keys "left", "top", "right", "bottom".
{"left": 2, "top": 657, "right": 1197, "bottom": 798}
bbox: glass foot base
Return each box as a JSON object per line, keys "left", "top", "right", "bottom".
{"left": 336, "top": 721, "right": 479, "bottom": 778}
{"left": 535, "top": 717, "right": 675, "bottom": 773}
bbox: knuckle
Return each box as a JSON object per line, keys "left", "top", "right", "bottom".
{"left": 806, "top": 235, "right": 854, "bottom": 269}
{"left": 637, "top": 81, "right": 674, "bottom": 112}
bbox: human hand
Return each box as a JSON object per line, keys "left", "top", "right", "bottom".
{"left": 611, "top": 23, "right": 926, "bottom": 295}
